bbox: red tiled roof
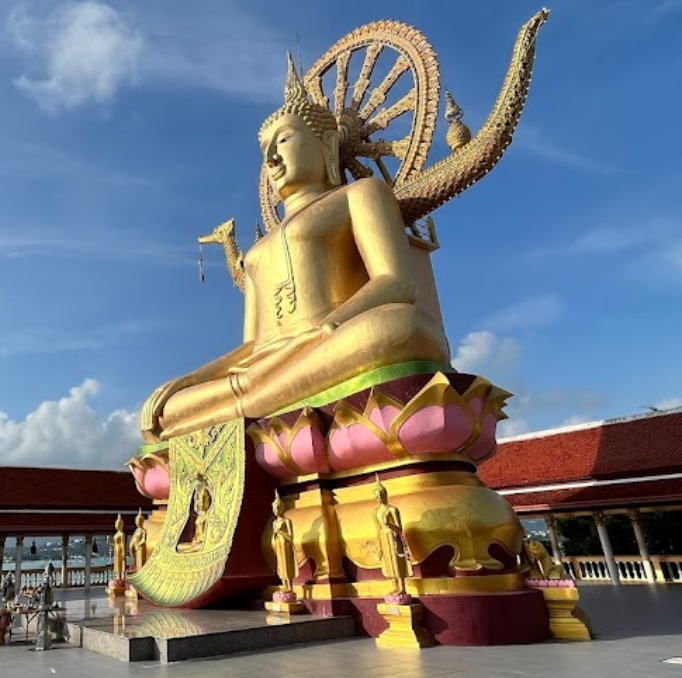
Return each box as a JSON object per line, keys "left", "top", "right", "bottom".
{"left": 503, "top": 478, "right": 682, "bottom": 514}
{"left": 0, "top": 466, "right": 150, "bottom": 511}
{"left": 480, "top": 410, "right": 682, "bottom": 490}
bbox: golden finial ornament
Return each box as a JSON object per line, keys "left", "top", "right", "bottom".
{"left": 444, "top": 90, "right": 472, "bottom": 151}
{"left": 284, "top": 50, "right": 307, "bottom": 105}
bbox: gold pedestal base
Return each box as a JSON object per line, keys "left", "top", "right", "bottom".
{"left": 541, "top": 587, "right": 592, "bottom": 641}
{"left": 376, "top": 603, "right": 434, "bottom": 649}
{"left": 265, "top": 600, "right": 306, "bottom": 614}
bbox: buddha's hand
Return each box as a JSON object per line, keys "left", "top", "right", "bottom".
{"left": 139, "top": 376, "right": 193, "bottom": 442}
{"left": 228, "top": 322, "right": 338, "bottom": 375}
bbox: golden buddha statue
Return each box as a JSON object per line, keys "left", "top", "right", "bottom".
{"left": 373, "top": 477, "right": 413, "bottom": 595}
{"left": 271, "top": 492, "right": 298, "bottom": 592}
{"left": 130, "top": 13, "right": 551, "bottom": 613}
{"left": 523, "top": 539, "right": 566, "bottom": 580}
{"left": 113, "top": 514, "right": 126, "bottom": 580}
{"left": 129, "top": 509, "right": 148, "bottom": 571}
{"left": 178, "top": 481, "right": 212, "bottom": 553}
{"left": 140, "top": 53, "right": 450, "bottom": 443}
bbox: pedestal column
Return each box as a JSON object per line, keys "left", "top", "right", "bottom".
{"left": 61, "top": 535, "right": 69, "bottom": 588}
{"left": 545, "top": 514, "right": 562, "bottom": 563}
{"left": 627, "top": 509, "right": 655, "bottom": 583}
{"left": 594, "top": 512, "right": 621, "bottom": 585}
{"left": 14, "top": 536, "right": 24, "bottom": 586}
{"left": 84, "top": 535, "right": 93, "bottom": 591}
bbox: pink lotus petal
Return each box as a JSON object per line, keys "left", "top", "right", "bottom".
{"left": 290, "top": 425, "right": 329, "bottom": 475}
{"left": 368, "top": 405, "right": 401, "bottom": 434}
{"left": 466, "top": 413, "right": 498, "bottom": 462}
{"left": 328, "top": 424, "right": 392, "bottom": 471}
{"left": 398, "top": 404, "right": 472, "bottom": 455}
{"left": 254, "top": 443, "right": 293, "bottom": 480}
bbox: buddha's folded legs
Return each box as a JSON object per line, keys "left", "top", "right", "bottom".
{"left": 160, "top": 303, "right": 450, "bottom": 439}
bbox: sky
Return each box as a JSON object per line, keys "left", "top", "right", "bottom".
{"left": 0, "top": 0, "right": 681, "bottom": 470}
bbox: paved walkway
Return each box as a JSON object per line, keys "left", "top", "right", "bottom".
{"left": 3, "top": 585, "right": 682, "bottom": 677}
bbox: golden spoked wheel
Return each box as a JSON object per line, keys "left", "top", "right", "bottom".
{"left": 260, "top": 20, "right": 441, "bottom": 232}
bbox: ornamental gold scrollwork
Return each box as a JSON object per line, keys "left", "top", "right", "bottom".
{"left": 256, "top": 10, "right": 549, "bottom": 240}
{"left": 128, "top": 420, "right": 246, "bottom": 607}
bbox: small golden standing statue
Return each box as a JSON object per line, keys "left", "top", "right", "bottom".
{"left": 108, "top": 514, "right": 127, "bottom": 597}
{"left": 129, "top": 510, "right": 148, "bottom": 572}
{"left": 373, "top": 476, "right": 413, "bottom": 599}
{"left": 265, "top": 492, "right": 305, "bottom": 614}
{"left": 373, "top": 476, "right": 433, "bottom": 649}
{"left": 113, "top": 514, "right": 126, "bottom": 580}
{"left": 178, "top": 480, "right": 212, "bottom": 553}
{"left": 271, "top": 492, "right": 298, "bottom": 592}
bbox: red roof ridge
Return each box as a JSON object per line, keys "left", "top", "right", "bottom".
{"left": 500, "top": 405, "right": 682, "bottom": 443}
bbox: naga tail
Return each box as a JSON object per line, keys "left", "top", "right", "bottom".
{"left": 395, "top": 9, "right": 549, "bottom": 226}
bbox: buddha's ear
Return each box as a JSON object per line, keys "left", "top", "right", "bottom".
{"left": 322, "top": 130, "right": 341, "bottom": 186}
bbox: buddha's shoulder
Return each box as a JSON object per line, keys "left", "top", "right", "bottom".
{"left": 344, "top": 177, "right": 396, "bottom": 200}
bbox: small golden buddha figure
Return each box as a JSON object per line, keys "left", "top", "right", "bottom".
{"left": 523, "top": 538, "right": 566, "bottom": 580}
{"left": 373, "top": 477, "right": 413, "bottom": 595}
{"left": 271, "top": 493, "right": 298, "bottom": 592}
{"left": 178, "top": 482, "right": 212, "bottom": 553}
{"left": 113, "top": 514, "right": 126, "bottom": 580}
{"left": 139, "top": 54, "right": 449, "bottom": 442}
{"left": 129, "top": 510, "right": 148, "bottom": 572}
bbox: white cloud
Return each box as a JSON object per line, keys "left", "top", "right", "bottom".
{"left": 560, "top": 414, "right": 593, "bottom": 427}
{"left": 9, "top": 2, "right": 143, "bottom": 113}
{"left": 6, "top": 1, "right": 289, "bottom": 112}
{"left": 451, "top": 331, "right": 521, "bottom": 382}
{"left": 498, "top": 419, "right": 529, "bottom": 438}
{"left": 515, "top": 125, "right": 621, "bottom": 175}
{"left": 0, "top": 379, "right": 141, "bottom": 469}
{"left": 483, "top": 295, "right": 563, "bottom": 332}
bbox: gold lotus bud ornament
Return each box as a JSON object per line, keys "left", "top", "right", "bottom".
{"left": 444, "top": 90, "right": 472, "bottom": 152}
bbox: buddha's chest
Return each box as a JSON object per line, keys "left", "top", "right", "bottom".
{"left": 245, "top": 210, "right": 353, "bottom": 284}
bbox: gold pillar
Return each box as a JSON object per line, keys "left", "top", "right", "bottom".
{"left": 14, "top": 536, "right": 24, "bottom": 586}
{"left": 61, "top": 535, "right": 69, "bottom": 588}
{"left": 627, "top": 510, "right": 655, "bottom": 583}
{"left": 545, "top": 514, "right": 563, "bottom": 563}
{"left": 594, "top": 512, "right": 621, "bottom": 585}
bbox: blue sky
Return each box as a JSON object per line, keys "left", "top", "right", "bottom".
{"left": 0, "top": 0, "right": 681, "bottom": 468}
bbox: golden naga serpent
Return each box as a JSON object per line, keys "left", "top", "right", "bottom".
{"left": 205, "top": 9, "right": 549, "bottom": 286}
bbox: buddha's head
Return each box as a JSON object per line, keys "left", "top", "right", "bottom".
{"left": 115, "top": 514, "right": 124, "bottom": 532}
{"left": 135, "top": 509, "right": 145, "bottom": 529}
{"left": 259, "top": 53, "right": 341, "bottom": 199}
{"left": 373, "top": 475, "right": 388, "bottom": 505}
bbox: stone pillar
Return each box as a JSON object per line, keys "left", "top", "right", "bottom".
{"left": 84, "top": 535, "right": 93, "bottom": 591}
{"left": 0, "top": 536, "right": 5, "bottom": 578}
{"left": 545, "top": 514, "right": 562, "bottom": 563}
{"left": 594, "top": 512, "right": 621, "bottom": 585}
{"left": 61, "top": 535, "right": 69, "bottom": 588}
{"left": 14, "top": 536, "right": 24, "bottom": 586}
{"left": 627, "top": 509, "right": 655, "bottom": 583}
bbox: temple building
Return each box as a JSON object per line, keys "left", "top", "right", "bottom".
{"left": 481, "top": 406, "right": 682, "bottom": 585}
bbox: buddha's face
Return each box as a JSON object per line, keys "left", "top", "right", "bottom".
{"left": 261, "top": 114, "right": 329, "bottom": 199}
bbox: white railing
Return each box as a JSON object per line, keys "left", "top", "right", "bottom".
{"left": 562, "top": 555, "right": 682, "bottom": 584}
{"left": 5, "top": 565, "right": 115, "bottom": 589}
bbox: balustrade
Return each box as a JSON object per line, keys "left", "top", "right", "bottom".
{"left": 561, "top": 555, "right": 682, "bottom": 584}
{"left": 17, "top": 565, "right": 114, "bottom": 589}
